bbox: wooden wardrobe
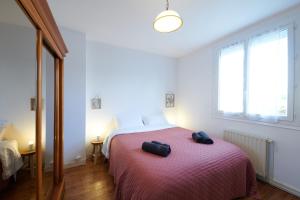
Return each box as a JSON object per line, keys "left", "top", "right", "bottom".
{"left": 17, "top": 0, "right": 68, "bottom": 199}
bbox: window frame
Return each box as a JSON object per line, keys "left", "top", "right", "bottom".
{"left": 214, "top": 23, "right": 295, "bottom": 123}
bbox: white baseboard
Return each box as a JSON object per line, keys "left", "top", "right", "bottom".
{"left": 269, "top": 179, "right": 300, "bottom": 197}
{"left": 257, "top": 173, "right": 300, "bottom": 197}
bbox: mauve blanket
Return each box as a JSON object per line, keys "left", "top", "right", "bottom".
{"left": 109, "top": 127, "right": 258, "bottom": 200}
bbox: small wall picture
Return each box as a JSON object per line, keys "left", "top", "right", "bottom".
{"left": 165, "top": 93, "right": 175, "bottom": 108}
{"left": 30, "top": 97, "right": 44, "bottom": 111}
{"left": 91, "top": 97, "right": 101, "bottom": 110}
{"left": 30, "top": 98, "right": 36, "bottom": 111}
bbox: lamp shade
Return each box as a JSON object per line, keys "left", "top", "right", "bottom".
{"left": 153, "top": 10, "right": 183, "bottom": 33}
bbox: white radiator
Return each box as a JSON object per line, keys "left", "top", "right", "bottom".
{"left": 224, "top": 130, "right": 273, "bottom": 180}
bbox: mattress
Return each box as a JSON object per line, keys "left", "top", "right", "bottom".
{"left": 0, "top": 140, "right": 23, "bottom": 180}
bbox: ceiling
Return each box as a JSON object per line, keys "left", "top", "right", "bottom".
{"left": 48, "top": 0, "right": 300, "bottom": 58}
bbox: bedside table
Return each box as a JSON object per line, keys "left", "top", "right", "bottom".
{"left": 21, "top": 150, "right": 36, "bottom": 178}
{"left": 91, "top": 140, "right": 103, "bottom": 165}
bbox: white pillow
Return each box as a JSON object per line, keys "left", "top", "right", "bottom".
{"left": 0, "top": 131, "right": 5, "bottom": 141}
{"left": 143, "top": 113, "right": 169, "bottom": 126}
{"left": 0, "top": 120, "right": 7, "bottom": 140}
{"left": 116, "top": 113, "right": 144, "bottom": 129}
{"left": 0, "top": 140, "right": 19, "bottom": 151}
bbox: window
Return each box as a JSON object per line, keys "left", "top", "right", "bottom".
{"left": 218, "top": 43, "right": 244, "bottom": 114}
{"left": 217, "top": 26, "right": 294, "bottom": 122}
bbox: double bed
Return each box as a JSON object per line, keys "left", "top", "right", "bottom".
{"left": 0, "top": 162, "right": 9, "bottom": 191}
{"left": 103, "top": 125, "right": 258, "bottom": 200}
{"left": 0, "top": 123, "right": 23, "bottom": 191}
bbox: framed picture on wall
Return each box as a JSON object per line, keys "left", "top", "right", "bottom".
{"left": 91, "top": 97, "right": 101, "bottom": 110}
{"left": 30, "top": 98, "right": 36, "bottom": 111}
{"left": 30, "top": 97, "right": 44, "bottom": 111}
{"left": 165, "top": 93, "right": 175, "bottom": 108}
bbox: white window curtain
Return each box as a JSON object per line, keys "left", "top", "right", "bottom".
{"left": 246, "top": 28, "right": 289, "bottom": 122}
{"left": 218, "top": 43, "right": 244, "bottom": 114}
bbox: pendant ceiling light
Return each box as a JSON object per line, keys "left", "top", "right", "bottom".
{"left": 153, "top": 0, "right": 183, "bottom": 33}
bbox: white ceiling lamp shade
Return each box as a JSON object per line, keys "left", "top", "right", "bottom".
{"left": 153, "top": 0, "right": 183, "bottom": 33}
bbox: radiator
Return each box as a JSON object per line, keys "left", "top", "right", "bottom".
{"left": 224, "top": 130, "right": 273, "bottom": 180}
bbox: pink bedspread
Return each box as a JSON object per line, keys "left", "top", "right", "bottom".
{"left": 109, "top": 127, "right": 258, "bottom": 200}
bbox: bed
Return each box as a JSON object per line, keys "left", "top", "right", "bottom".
{"left": 103, "top": 125, "right": 258, "bottom": 200}
{"left": 0, "top": 140, "right": 23, "bottom": 191}
{"left": 0, "top": 162, "right": 10, "bottom": 191}
{"left": 0, "top": 121, "right": 24, "bottom": 191}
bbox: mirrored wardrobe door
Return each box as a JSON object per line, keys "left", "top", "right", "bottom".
{"left": 0, "top": 0, "right": 37, "bottom": 199}
{"left": 42, "top": 48, "right": 55, "bottom": 198}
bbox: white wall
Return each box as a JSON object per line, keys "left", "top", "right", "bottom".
{"left": 86, "top": 41, "right": 177, "bottom": 147}
{"left": 177, "top": 6, "right": 300, "bottom": 195}
{"left": 61, "top": 28, "right": 87, "bottom": 167}
{"left": 0, "top": 23, "right": 36, "bottom": 151}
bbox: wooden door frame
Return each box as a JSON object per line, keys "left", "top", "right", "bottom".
{"left": 16, "top": 0, "right": 68, "bottom": 199}
{"left": 36, "top": 30, "right": 43, "bottom": 200}
{"left": 17, "top": 0, "right": 67, "bottom": 58}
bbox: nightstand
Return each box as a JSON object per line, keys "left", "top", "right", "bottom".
{"left": 21, "top": 150, "right": 36, "bottom": 178}
{"left": 91, "top": 140, "right": 103, "bottom": 165}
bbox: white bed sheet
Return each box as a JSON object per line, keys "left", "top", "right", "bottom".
{"left": 0, "top": 120, "right": 7, "bottom": 140}
{"left": 0, "top": 140, "right": 23, "bottom": 180}
{"left": 102, "top": 124, "right": 176, "bottom": 158}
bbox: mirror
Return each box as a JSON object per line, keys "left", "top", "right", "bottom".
{"left": 42, "top": 48, "right": 55, "bottom": 198}
{"left": 0, "top": 0, "right": 37, "bottom": 199}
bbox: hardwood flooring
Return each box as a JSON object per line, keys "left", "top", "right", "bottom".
{"left": 1, "top": 160, "right": 299, "bottom": 200}
{"left": 64, "top": 160, "right": 114, "bottom": 200}
{"left": 0, "top": 170, "right": 53, "bottom": 200}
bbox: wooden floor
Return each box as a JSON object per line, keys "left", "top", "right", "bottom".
{"left": 0, "top": 170, "right": 54, "bottom": 200}
{"left": 1, "top": 160, "right": 299, "bottom": 200}
{"left": 64, "top": 160, "right": 114, "bottom": 200}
